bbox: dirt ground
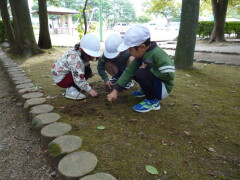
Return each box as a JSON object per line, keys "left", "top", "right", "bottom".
{"left": 4, "top": 41, "right": 240, "bottom": 180}
{"left": 0, "top": 67, "right": 56, "bottom": 180}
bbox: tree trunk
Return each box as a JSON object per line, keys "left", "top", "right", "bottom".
{"left": 9, "top": 0, "right": 42, "bottom": 57}
{"left": 83, "top": 0, "right": 88, "bottom": 35}
{"left": 0, "top": 0, "right": 15, "bottom": 45}
{"left": 209, "top": 0, "right": 228, "bottom": 42}
{"left": 38, "top": 0, "right": 52, "bottom": 49}
{"left": 174, "top": 0, "right": 200, "bottom": 69}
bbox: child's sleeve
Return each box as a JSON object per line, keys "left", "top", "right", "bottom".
{"left": 97, "top": 58, "right": 109, "bottom": 82}
{"left": 67, "top": 53, "right": 91, "bottom": 92}
{"left": 151, "top": 54, "right": 175, "bottom": 82}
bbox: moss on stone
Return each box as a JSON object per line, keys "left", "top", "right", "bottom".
{"left": 48, "top": 143, "right": 61, "bottom": 157}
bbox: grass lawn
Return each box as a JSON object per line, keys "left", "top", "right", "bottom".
{"left": 9, "top": 47, "right": 240, "bottom": 180}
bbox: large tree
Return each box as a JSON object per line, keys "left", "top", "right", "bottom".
{"left": 9, "top": 0, "right": 42, "bottom": 57}
{"left": 38, "top": 0, "right": 52, "bottom": 49}
{"left": 143, "top": 0, "right": 181, "bottom": 22}
{"left": 0, "top": 0, "right": 15, "bottom": 45}
{"left": 174, "top": 0, "right": 200, "bottom": 69}
{"left": 209, "top": 0, "right": 229, "bottom": 42}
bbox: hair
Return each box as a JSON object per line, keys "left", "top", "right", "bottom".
{"left": 74, "top": 42, "right": 80, "bottom": 51}
{"left": 134, "top": 38, "right": 151, "bottom": 50}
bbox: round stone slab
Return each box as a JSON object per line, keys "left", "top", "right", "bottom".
{"left": 10, "top": 72, "right": 26, "bottom": 78}
{"left": 24, "top": 97, "right": 46, "bottom": 109}
{"left": 9, "top": 70, "right": 24, "bottom": 75}
{"left": 14, "top": 79, "right": 32, "bottom": 85}
{"left": 12, "top": 76, "right": 29, "bottom": 81}
{"left": 58, "top": 151, "right": 98, "bottom": 179}
{"left": 7, "top": 68, "right": 22, "bottom": 72}
{"left": 22, "top": 92, "right": 43, "bottom": 100}
{"left": 32, "top": 112, "right": 60, "bottom": 129}
{"left": 48, "top": 135, "right": 82, "bottom": 157}
{"left": 16, "top": 83, "right": 34, "bottom": 90}
{"left": 41, "top": 122, "right": 72, "bottom": 150}
{"left": 18, "top": 86, "right": 38, "bottom": 95}
{"left": 80, "top": 173, "right": 116, "bottom": 180}
{"left": 29, "top": 104, "right": 54, "bottom": 119}
{"left": 5, "top": 64, "right": 18, "bottom": 68}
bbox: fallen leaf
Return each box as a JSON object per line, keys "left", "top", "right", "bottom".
{"left": 208, "top": 147, "right": 216, "bottom": 152}
{"left": 97, "top": 126, "right": 105, "bottom": 130}
{"left": 163, "top": 170, "right": 167, "bottom": 174}
{"left": 145, "top": 165, "right": 159, "bottom": 175}
{"left": 184, "top": 131, "right": 190, "bottom": 136}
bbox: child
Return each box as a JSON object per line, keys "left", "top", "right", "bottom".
{"left": 51, "top": 33, "right": 101, "bottom": 100}
{"left": 97, "top": 33, "right": 134, "bottom": 90}
{"left": 107, "top": 25, "right": 175, "bottom": 112}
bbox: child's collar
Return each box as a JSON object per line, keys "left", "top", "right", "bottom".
{"left": 146, "top": 42, "right": 157, "bottom": 52}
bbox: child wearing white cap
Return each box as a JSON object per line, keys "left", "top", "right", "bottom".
{"left": 97, "top": 33, "right": 134, "bottom": 90}
{"left": 107, "top": 25, "right": 175, "bottom": 113}
{"left": 51, "top": 33, "right": 101, "bottom": 100}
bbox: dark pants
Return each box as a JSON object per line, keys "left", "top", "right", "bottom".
{"left": 134, "top": 67, "right": 163, "bottom": 100}
{"left": 56, "top": 66, "right": 92, "bottom": 91}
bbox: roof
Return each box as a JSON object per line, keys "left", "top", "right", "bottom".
{"left": 32, "top": 6, "right": 79, "bottom": 15}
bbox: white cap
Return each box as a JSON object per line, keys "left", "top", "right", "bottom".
{"left": 118, "top": 24, "right": 151, "bottom": 52}
{"left": 104, "top": 34, "right": 123, "bottom": 59}
{"left": 80, "top": 33, "right": 101, "bottom": 57}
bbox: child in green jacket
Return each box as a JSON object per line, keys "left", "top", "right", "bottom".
{"left": 107, "top": 25, "right": 175, "bottom": 113}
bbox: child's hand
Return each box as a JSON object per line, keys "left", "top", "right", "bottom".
{"left": 105, "top": 80, "right": 114, "bottom": 90}
{"left": 89, "top": 89, "right": 98, "bottom": 97}
{"left": 107, "top": 89, "right": 118, "bottom": 102}
{"left": 140, "top": 64, "right": 147, "bottom": 68}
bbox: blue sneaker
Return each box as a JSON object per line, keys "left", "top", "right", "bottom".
{"left": 131, "top": 89, "right": 145, "bottom": 97}
{"left": 132, "top": 99, "right": 160, "bottom": 112}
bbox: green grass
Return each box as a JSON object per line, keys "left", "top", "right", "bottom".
{"left": 9, "top": 47, "right": 240, "bottom": 180}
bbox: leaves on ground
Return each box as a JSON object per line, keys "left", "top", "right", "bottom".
{"left": 145, "top": 165, "right": 159, "bottom": 175}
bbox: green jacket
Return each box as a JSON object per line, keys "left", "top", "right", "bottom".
{"left": 116, "top": 42, "right": 175, "bottom": 93}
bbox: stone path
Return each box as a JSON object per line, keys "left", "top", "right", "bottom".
{"left": 158, "top": 40, "right": 240, "bottom": 66}
{"left": 0, "top": 49, "right": 116, "bottom": 180}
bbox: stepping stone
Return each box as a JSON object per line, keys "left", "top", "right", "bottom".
{"left": 32, "top": 112, "right": 60, "bottom": 129}
{"left": 12, "top": 76, "right": 29, "bottom": 81}
{"left": 9, "top": 70, "right": 24, "bottom": 75}
{"left": 16, "top": 83, "right": 34, "bottom": 90}
{"left": 48, "top": 135, "right": 82, "bottom": 157}
{"left": 24, "top": 97, "right": 46, "bottom": 109}
{"left": 40, "top": 122, "right": 72, "bottom": 150}
{"left": 10, "top": 73, "right": 26, "bottom": 78}
{"left": 22, "top": 92, "right": 43, "bottom": 100}
{"left": 48, "top": 135, "right": 82, "bottom": 167}
{"left": 18, "top": 86, "right": 39, "bottom": 95}
{"left": 0, "top": 54, "right": 7, "bottom": 59}
{"left": 29, "top": 104, "right": 54, "bottom": 119}
{"left": 5, "top": 64, "right": 18, "bottom": 68}
{"left": 58, "top": 151, "right": 97, "bottom": 179}
{"left": 80, "top": 173, "right": 116, "bottom": 180}
{"left": 7, "top": 67, "right": 22, "bottom": 72}
{"left": 14, "top": 79, "right": 32, "bottom": 85}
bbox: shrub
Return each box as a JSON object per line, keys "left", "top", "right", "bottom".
{"left": 197, "top": 21, "right": 240, "bottom": 38}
